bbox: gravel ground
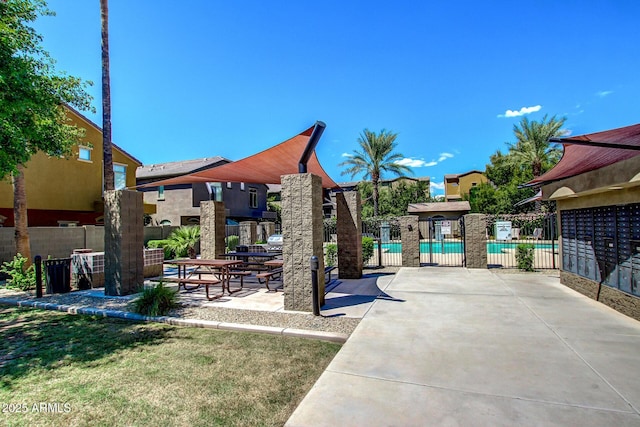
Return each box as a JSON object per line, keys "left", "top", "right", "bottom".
{"left": 0, "top": 288, "right": 361, "bottom": 336}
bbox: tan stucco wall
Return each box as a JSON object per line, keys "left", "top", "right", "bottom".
{"left": 458, "top": 172, "right": 487, "bottom": 198}
{"left": 143, "top": 187, "right": 199, "bottom": 226}
{"left": 445, "top": 172, "right": 486, "bottom": 200}
{"left": 543, "top": 155, "right": 640, "bottom": 205}
{"left": 0, "top": 108, "right": 140, "bottom": 212}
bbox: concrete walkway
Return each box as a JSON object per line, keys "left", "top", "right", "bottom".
{"left": 287, "top": 267, "right": 640, "bottom": 426}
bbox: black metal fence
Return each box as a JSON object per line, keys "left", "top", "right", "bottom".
{"left": 418, "top": 217, "right": 466, "bottom": 267}
{"left": 229, "top": 214, "right": 560, "bottom": 270}
{"left": 485, "top": 213, "right": 558, "bottom": 269}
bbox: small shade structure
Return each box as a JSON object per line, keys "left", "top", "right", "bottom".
{"left": 524, "top": 123, "right": 640, "bottom": 187}
{"left": 137, "top": 123, "right": 339, "bottom": 189}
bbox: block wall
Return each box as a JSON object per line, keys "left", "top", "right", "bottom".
{"left": 200, "top": 201, "right": 226, "bottom": 258}
{"left": 104, "top": 190, "right": 144, "bottom": 296}
{"left": 281, "top": 174, "right": 325, "bottom": 311}
{"left": 337, "top": 191, "right": 362, "bottom": 278}
{"left": 400, "top": 216, "right": 420, "bottom": 267}
{"left": 464, "top": 214, "right": 487, "bottom": 269}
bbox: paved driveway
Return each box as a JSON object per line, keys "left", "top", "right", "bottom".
{"left": 287, "top": 267, "right": 640, "bottom": 426}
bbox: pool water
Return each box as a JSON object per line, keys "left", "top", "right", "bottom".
{"left": 382, "top": 242, "right": 557, "bottom": 254}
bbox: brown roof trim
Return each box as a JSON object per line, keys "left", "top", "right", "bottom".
{"left": 63, "top": 104, "right": 143, "bottom": 165}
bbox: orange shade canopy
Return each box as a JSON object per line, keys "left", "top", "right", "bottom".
{"left": 137, "top": 123, "right": 339, "bottom": 189}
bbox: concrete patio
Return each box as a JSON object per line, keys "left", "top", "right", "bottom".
{"left": 287, "top": 267, "right": 640, "bottom": 426}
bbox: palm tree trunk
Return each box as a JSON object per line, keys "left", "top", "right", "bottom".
{"left": 372, "top": 178, "right": 380, "bottom": 217}
{"left": 101, "top": 0, "right": 114, "bottom": 191}
{"left": 12, "top": 165, "right": 31, "bottom": 267}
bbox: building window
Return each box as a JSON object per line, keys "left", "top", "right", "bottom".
{"left": 78, "top": 146, "right": 92, "bottom": 161}
{"left": 114, "top": 164, "right": 127, "bottom": 190}
{"left": 240, "top": 182, "right": 245, "bottom": 191}
{"left": 158, "top": 185, "right": 165, "bottom": 201}
{"left": 249, "top": 188, "right": 258, "bottom": 208}
{"left": 207, "top": 182, "right": 223, "bottom": 202}
{"left": 227, "top": 182, "right": 232, "bottom": 189}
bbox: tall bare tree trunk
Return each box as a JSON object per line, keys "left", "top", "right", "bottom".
{"left": 101, "top": 0, "right": 114, "bottom": 190}
{"left": 12, "top": 165, "right": 31, "bottom": 267}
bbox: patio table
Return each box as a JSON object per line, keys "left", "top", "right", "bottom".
{"left": 165, "top": 259, "right": 243, "bottom": 299}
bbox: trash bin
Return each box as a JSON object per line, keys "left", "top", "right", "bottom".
{"left": 44, "top": 258, "right": 71, "bottom": 294}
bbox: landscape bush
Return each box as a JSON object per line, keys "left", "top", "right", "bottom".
{"left": 362, "top": 236, "right": 375, "bottom": 264}
{"left": 515, "top": 243, "right": 535, "bottom": 271}
{"left": 226, "top": 235, "right": 239, "bottom": 252}
{"left": 325, "top": 244, "right": 337, "bottom": 267}
{"left": 133, "top": 282, "right": 179, "bottom": 316}
{"left": 165, "top": 226, "right": 200, "bottom": 259}
{"left": 0, "top": 254, "right": 36, "bottom": 291}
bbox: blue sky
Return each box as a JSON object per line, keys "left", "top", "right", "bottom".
{"left": 34, "top": 0, "right": 640, "bottom": 195}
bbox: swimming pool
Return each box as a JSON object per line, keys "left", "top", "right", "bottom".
{"left": 382, "top": 242, "right": 557, "bottom": 254}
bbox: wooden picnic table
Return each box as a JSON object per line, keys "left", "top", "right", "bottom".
{"left": 263, "top": 259, "right": 283, "bottom": 269}
{"left": 164, "top": 259, "right": 243, "bottom": 299}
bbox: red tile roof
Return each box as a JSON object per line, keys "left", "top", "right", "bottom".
{"left": 527, "top": 123, "right": 640, "bottom": 186}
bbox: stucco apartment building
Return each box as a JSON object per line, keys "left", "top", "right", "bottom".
{"left": 136, "top": 158, "right": 272, "bottom": 226}
{"left": 532, "top": 123, "right": 640, "bottom": 321}
{"left": 0, "top": 106, "right": 143, "bottom": 227}
{"left": 444, "top": 170, "right": 487, "bottom": 202}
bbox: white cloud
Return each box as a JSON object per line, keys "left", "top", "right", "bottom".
{"left": 396, "top": 158, "right": 435, "bottom": 167}
{"left": 430, "top": 181, "right": 445, "bottom": 191}
{"left": 497, "top": 105, "right": 542, "bottom": 118}
{"left": 438, "top": 152, "right": 454, "bottom": 162}
{"left": 341, "top": 152, "right": 352, "bottom": 157}
{"left": 596, "top": 90, "right": 613, "bottom": 98}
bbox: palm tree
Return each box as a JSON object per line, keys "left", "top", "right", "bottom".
{"left": 339, "top": 129, "right": 412, "bottom": 216}
{"left": 101, "top": 0, "right": 114, "bottom": 190}
{"left": 508, "top": 115, "right": 567, "bottom": 178}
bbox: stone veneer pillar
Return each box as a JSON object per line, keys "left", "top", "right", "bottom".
{"left": 258, "top": 222, "right": 276, "bottom": 242}
{"left": 464, "top": 213, "right": 487, "bottom": 268}
{"left": 281, "top": 173, "right": 325, "bottom": 311}
{"left": 239, "top": 221, "right": 257, "bottom": 246}
{"left": 400, "top": 215, "right": 420, "bottom": 267}
{"left": 337, "top": 191, "right": 362, "bottom": 278}
{"left": 200, "top": 201, "right": 226, "bottom": 258}
{"left": 104, "top": 190, "right": 144, "bottom": 296}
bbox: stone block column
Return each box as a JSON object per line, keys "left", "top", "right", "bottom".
{"left": 464, "top": 213, "right": 487, "bottom": 268}
{"left": 400, "top": 215, "right": 420, "bottom": 267}
{"left": 239, "top": 221, "right": 257, "bottom": 245}
{"left": 258, "top": 222, "right": 275, "bottom": 242}
{"left": 104, "top": 190, "right": 144, "bottom": 296}
{"left": 281, "top": 173, "right": 325, "bottom": 311}
{"left": 200, "top": 201, "right": 226, "bottom": 258}
{"left": 337, "top": 191, "right": 362, "bottom": 278}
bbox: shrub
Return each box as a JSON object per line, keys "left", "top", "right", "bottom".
{"left": 133, "top": 282, "right": 179, "bottom": 316}
{"left": 0, "top": 254, "right": 36, "bottom": 291}
{"left": 147, "top": 239, "right": 174, "bottom": 260}
{"left": 325, "top": 244, "right": 337, "bottom": 267}
{"left": 226, "top": 235, "right": 239, "bottom": 252}
{"left": 362, "top": 237, "right": 375, "bottom": 264}
{"left": 515, "top": 243, "right": 535, "bottom": 271}
{"left": 165, "top": 226, "right": 200, "bottom": 259}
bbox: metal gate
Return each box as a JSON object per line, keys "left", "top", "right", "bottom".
{"left": 418, "top": 217, "right": 466, "bottom": 267}
{"left": 485, "top": 213, "right": 558, "bottom": 269}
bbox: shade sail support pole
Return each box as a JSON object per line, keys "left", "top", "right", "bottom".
{"left": 299, "top": 121, "right": 326, "bottom": 173}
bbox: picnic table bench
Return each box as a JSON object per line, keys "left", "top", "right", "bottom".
{"left": 257, "top": 265, "right": 337, "bottom": 291}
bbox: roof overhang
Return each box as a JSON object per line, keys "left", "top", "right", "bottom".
{"left": 524, "top": 123, "right": 640, "bottom": 189}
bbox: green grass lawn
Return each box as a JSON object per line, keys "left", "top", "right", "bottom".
{"left": 0, "top": 307, "right": 341, "bottom": 426}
